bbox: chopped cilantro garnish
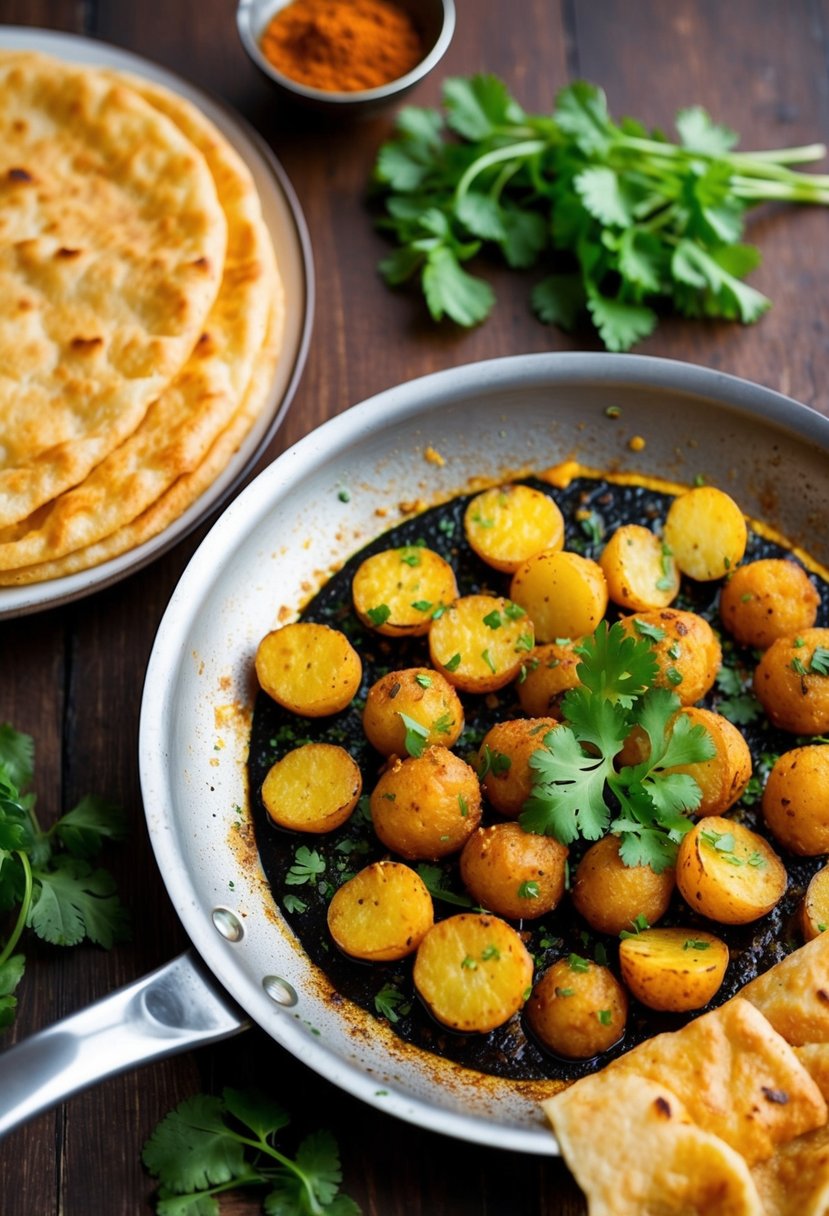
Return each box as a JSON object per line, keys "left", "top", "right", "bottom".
{"left": 433, "top": 711, "right": 453, "bottom": 735}
{"left": 810, "top": 647, "right": 829, "bottom": 675}
{"left": 477, "top": 745, "right": 512, "bottom": 780}
{"left": 481, "top": 944, "right": 501, "bottom": 961}
{"left": 415, "top": 673, "right": 433, "bottom": 688}
{"left": 504, "top": 601, "right": 527, "bottom": 620}
{"left": 514, "top": 633, "right": 535, "bottom": 652}
{"left": 375, "top": 983, "right": 412, "bottom": 1023}
{"left": 521, "top": 621, "right": 714, "bottom": 872}
{"left": 461, "top": 955, "right": 478, "bottom": 970}
{"left": 398, "top": 711, "right": 430, "bottom": 757}
{"left": 517, "top": 880, "right": 540, "bottom": 899}
{"left": 481, "top": 648, "right": 497, "bottom": 674}
{"left": 286, "top": 846, "right": 325, "bottom": 886}
{"left": 399, "top": 549, "right": 421, "bottom": 566}
{"left": 366, "top": 604, "right": 392, "bottom": 626}
{"left": 458, "top": 793, "right": 469, "bottom": 817}
{"left": 555, "top": 986, "right": 575, "bottom": 998}
{"left": 683, "top": 938, "right": 710, "bottom": 951}
{"left": 416, "top": 863, "right": 476, "bottom": 908}
{"left": 483, "top": 610, "right": 503, "bottom": 629}
{"left": 411, "top": 600, "right": 432, "bottom": 612}
{"left": 568, "top": 953, "right": 590, "bottom": 972}
{"left": 597, "top": 1009, "right": 612, "bottom": 1025}
{"left": 444, "top": 652, "right": 462, "bottom": 672}
{"left": 634, "top": 619, "right": 666, "bottom": 642}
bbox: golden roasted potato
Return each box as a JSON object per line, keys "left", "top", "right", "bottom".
{"left": 459, "top": 822, "right": 568, "bottom": 919}
{"left": 477, "top": 717, "right": 559, "bottom": 817}
{"left": 663, "top": 486, "right": 747, "bottom": 581}
{"left": 800, "top": 864, "right": 829, "bottom": 942}
{"left": 362, "top": 667, "right": 463, "bottom": 757}
{"left": 719, "top": 558, "right": 820, "bottom": 650}
{"left": 754, "top": 629, "right": 829, "bottom": 735}
{"left": 571, "top": 834, "right": 675, "bottom": 936}
{"left": 510, "top": 550, "right": 608, "bottom": 642}
{"left": 464, "top": 483, "right": 565, "bottom": 573}
{"left": 428, "top": 594, "right": 534, "bottom": 693}
{"left": 762, "top": 745, "right": 829, "bottom": 855}
{"left": 525, "top": 956, "right": 628, "bottom": 1059}
{"left": 351, "top": 545, "right": 458, "bottom": 637}
{"left": 516, "top": 639, "right": 583, "bottom": 718}
{"left": 618, "top": 927, "right": 729, "bottom": 1012}
{"left": 665, "top": 708, "right": 751, "bottom": 817}
{"left": 676, "top": 816, "right": 787, "bottom": 924}
{"left": 413, "top": 913, "right": 534, "bottom": 1033}
{"left": 261, "top": 742, "right": 361, "bottom": 833}
{"left": 370, "top": 745, "right": 482, "bottom": 860}
{"left": 599, "top": 524, "right": 679, "bottom": 611}
{"left": 255, "top": 622, "right": 362, "bottom": 717}
{"left": 327, "top": 861, "right": 434, "bottom": 961}
{"left": 618, "top": 608, "right": 721, "bottom": 706}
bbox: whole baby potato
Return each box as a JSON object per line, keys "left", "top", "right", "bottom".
{"left": 477, "top": 717, "right": 559, "bottom": 817}
{"left": 618, "top": 608, "right": 721, "bottom": 706}
{"left": 362, "top": 667, "right": 463, "bottom": 756}
{"left": 459, "top": 822, "right": 568, "bottom": 920}
{"left": 754, "top": 629, "right": 829, "bottom": 735}
{"left": 571, "top": 834, "right": 675, "bottom": 937}
{"left": 762, "top": 746, "right": 829, "bottom": 855}
{"left": 719, "top": 558, "right": 819, "bottom": 650}
{"left": 525, "top": 956, "right": 628, "bottom": 1059}
{"left": 517, "top": 639, "right": 583, "bottom": 718}
{"left": 370, "top": 745, "right": 482, "bottom": 860}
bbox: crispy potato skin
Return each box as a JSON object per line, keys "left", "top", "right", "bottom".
{"left": 370, "top": 745, "right": 481, "bottom": 860}
{"left": 351, "top": 545, "right": 458, "bottom": 637}
{"left": 800, "top": 865, "right": 829, "bottom": 941}
{"left": 477, "top": 717, "right": 559, "bottom": 817}
{"left": 599, "top": 524, "right": 679, "bottom": 611}
{"left": 762, "top": 745, "right": 829, "bottom": 855}
{"left": 525, "top": 957, "right": 628, "bottom": 1059}
{"left": 516, "top": 639, "right": 582, "bottom": 718}
{"left": 464, "top": 483, "right": 564, "bottom": 573}
{"left": 459, "top": 822, "right": 568, "bottom": 919}
{"left": 618, "top": 608, "right": 721, "bottom": 706}
{"left": 261, "top": 742, "right": 361, "bottom": 833}
{"left": 571, "top": 835, "right": 675, "bottom": 936}
{"left": 667, "top": 707, "right": 752, "bottom": 817}
{"left": 754, "top": 629, "right": 829, "bottom": 735}
{"left": 618, "top": 927, "right": 729, "bottom": 1012}
{"left": 719, "top": 558, "right": 820, "bottom": 650}
{"left": 413, "top": 913, "right": 534, "bottom": 1033}
{"left": 327, "top": 861, "right": 434, "bottom": 961}
{"left": 663, "top": 486, "right": 747, "bottom": 581}
{"left": 362, "top": 667, "right": 463, "bottom": 756}
{"left": 255, "top": 622, "right": 362, "bottom": 717}
{"left": 509, "top": 550, "right": 608, "bottom": 642}
{"left": 676, "top": 816, "right": 787, "bottom": 925}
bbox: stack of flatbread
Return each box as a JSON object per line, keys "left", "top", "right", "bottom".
{"left": 0, "top": 51, "right": 285, "bottom": 586}
{"left": 542, "top": 933, "right": 829, "bottom": 1215}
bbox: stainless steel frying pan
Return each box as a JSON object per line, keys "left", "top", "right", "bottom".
{"left": 2, "top": 352, "right": 828, "bottom": 1153}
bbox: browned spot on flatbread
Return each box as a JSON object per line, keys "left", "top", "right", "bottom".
{"left": 69, "top": 336, "right": 103, "bottom": 353}
{"left": 654, "top": 1095, "right": 672, "bottom": 1118}
{"left": 7, "top": 166, "right": 34, "bottom": 183}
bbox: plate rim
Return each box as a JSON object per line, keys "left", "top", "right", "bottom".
{"left": 0, "top": 25, "right": 314, "bottom": 619}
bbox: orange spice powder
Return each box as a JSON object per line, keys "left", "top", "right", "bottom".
{"left": 260, "top": 0, "right": 423, "bottom": 93}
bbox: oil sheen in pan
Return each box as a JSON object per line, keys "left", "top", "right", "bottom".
{"left": 247, "top": 475, "right": 829, "bottom": 1084}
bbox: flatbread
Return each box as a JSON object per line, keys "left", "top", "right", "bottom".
{"left": 0, "top": 73, "right": 275, "bottom": 569}
{"left": 544, "top": 1071, "right": 763, "bottom": 1216}
{"left": 742, "top": 932, "right": 829, "bottom": 1046}
{"left": 0, "top": 53, "right": 226, "bottom": 526}
{"left": 0, "top": 294, "right": 284, "bottom": 584}
{"left": 752, "top": 1123, "right": 829, "bottom": 1216}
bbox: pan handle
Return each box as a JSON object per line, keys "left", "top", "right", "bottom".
{"left": 0, "top": 950, "right": 248, "bottom": 1140}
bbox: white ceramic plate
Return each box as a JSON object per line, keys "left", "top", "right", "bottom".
{"left": 0, "top": 27, "right": 313, "bottom": 620}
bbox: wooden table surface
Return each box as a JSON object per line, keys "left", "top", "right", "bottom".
{"left": 1, "top": 1, "right": 829, "bottom": 1212}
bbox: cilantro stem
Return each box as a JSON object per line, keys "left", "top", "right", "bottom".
{"left": 729, "top": 142, "right": 827, "bottom": 165}
{"left": 0, "top": 851, "right": 33, "bottom": 967}
{"left": 235, "top": 1133, "right": 325, "bottom": 1216}
{"left": 455, "top": 139, "right": 546, "bottom": 202}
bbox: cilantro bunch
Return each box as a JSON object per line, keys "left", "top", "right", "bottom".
{"left": 142, "top": 1088, "right": 360, "bottom": 1216}
{"left": 373, "top": 75, "right": 829, "bottom": 350}
{"left": 0, "top": 723, "right": 128, "bottom": 1028}
{"left": 520, "top": 622, "right": 716, "bottom": 871}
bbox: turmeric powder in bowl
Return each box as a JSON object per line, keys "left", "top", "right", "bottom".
{"left": 260, "top": 0, "right": 424, "bottom": 93}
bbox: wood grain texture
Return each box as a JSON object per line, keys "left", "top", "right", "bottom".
{"left": 0, "top": 0, "right": 828, "bottom": 1212}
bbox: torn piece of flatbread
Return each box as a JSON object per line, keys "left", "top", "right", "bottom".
{"left": 742, "top": 933, "right": 829, "bottom": 1047}
{"left": 544, "top": 1071, "right": 763, "bottom": 1216}
{"left": 752, "top": 1121, "right": 829, "bottom": 1216}
{"left": 602, "top": 997, "right": 827, "bottom": 1165}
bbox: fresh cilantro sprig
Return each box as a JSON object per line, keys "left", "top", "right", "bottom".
{"left": 0, "top": 723, "right": 128, "bottom": 1029}
{"left": 373, "top": 75, "right": 829, "bottom": 351}
{"left": 520, "top": 623, "right": 716, "bottom": 871}
{"left": 142, "top": 1088, "right": 360, "bottom": 1216}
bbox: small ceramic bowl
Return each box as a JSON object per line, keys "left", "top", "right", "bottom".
{"left": 237, "top": 0, "right": 456, "bottom": 115}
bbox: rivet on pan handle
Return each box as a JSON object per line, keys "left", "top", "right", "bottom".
{"left": 0, "top": 951, "right": 248, "bottom": 1140}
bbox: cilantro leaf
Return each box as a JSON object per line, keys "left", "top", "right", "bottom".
{"left": 531, "top": 274, "right": 584, "bottom": 330}
{"left": 0, "top": 724, "right": 34, "bottom": 791}
{"left": 0, "top": 954, "right": 25, "bottom": 1029}
{"left": 142, "top": 1094, "right": 249, "bottom": 1194}
{"left": 54, "top": 796, "right": 127, "bottom": 859}
{"left": 29, "top": 856, "right": 129, "bottom": 948}
{"left": 398, "top": 712, "right": 429, "bottom": 758}
{"left": 422, "top": 246, "right": 494, "bottom": 326}
{"left": 585, "top": 285, "right": 657, "bottom": 353}
{"left": 523, "top": 726, "right": 615, "bottom": 843}
{"left": 443, "top": 73, "right": 524, "bottom": 140}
